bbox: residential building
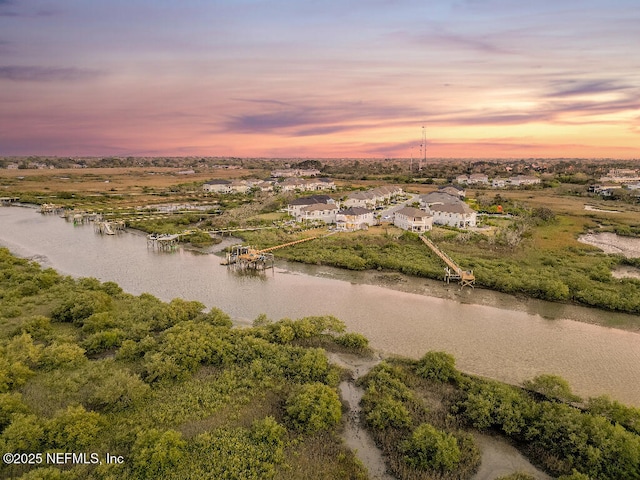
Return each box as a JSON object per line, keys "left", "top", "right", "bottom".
{"left": 335, "top": 207, "right": 374, "bottom": 231}
{"left": 297, "top": 203, "right": 338, "bottom": 224}
{"left": 431, "top": 203, "right": 477, "bottom": 228}
{"left": 508, "top": 175, "right": 541, "bottom": 187}
{"left": 343, "top": 185, "right": 403, "bottom": 209}
{"left": 279, "top": 177, "right": 335, "bottom": 192}
{"left": 394, "top": 207, "right": 433, "bottom": 233}
{"left": 492, "top": 178, "right": 508, "bottom": 188}
{"left": 467, "top": 173, "right": 489, "bottom": 185}
{"left": 286, "top": 195, "right": 334, "bottom": 217}
{"left": 271, "top": 168, "right": 321, "bottom": 178}
{"left": 343, "top": 191, "right": 378, "bottom": 209}
{"left": 203, "top": 179, "right": 232, "bottom": 193}
{"left": 419, "top": 192, "right": 462, "bottom": 209}
{"left": 438, "top": 185, "right": 466, "bottom": 198}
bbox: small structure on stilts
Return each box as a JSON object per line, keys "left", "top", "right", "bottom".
{"left": 420, "top": 235, "right": 475, "bottom": 287}
{"left": 147, "top": 233, "right": 180, "bottom": 251}
{"left": 95, "top": 220, "right": 125, "bottom": 235}
{"left": 39, "top": 203, "right": 64, "bottom": 215}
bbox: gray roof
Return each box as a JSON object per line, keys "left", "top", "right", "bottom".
{"left": 430, "top": 203, "right": 475, "bottom": 214}
{"left": 289, "top": 195, "right": 332, "bottom": 206}
{"left": 419, "top": 192, "right": 463, "bottom": 205}
{"left": 395, "top": 207, "right": 431, "bottom": 218}
{"left": 338, "top": 207, "right": 371, "bottom": 215}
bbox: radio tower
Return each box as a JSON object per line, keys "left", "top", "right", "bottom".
{"left": 419, "top": 126, "right": 427, "bottom": 171}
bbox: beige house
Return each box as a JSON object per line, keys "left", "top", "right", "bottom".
{"left": 508, "top": 175, "right": 541, "bottom": 187}
{"left": 335, "top": 207, "right": 374, "bottom": 231}
{"left": 344, "top": 185, "right": 403, "bottom": 209}
{"left": 286, "top": 195, "right": 334, "bottom": 217}
{"left": 297, "top": 203, "right": 338, "bottom": 224}
{"left": 344, "top": 191, "right": 378, "bottom": 209}
{"left": 394, "top": 207, "right": 433, "bottom": 233}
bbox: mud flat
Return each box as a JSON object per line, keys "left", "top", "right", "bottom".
{"left": 578, "top": 232, "right": 640, "bottom": 257}
{"left": 613, "top": 265, "right": 640, "bottom": 280}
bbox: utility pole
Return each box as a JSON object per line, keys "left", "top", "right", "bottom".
{"left": 419, "top": 126, "right": 427, "bottom": 171}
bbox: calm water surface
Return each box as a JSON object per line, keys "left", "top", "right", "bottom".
{"left": 2, "top": 206, "right": 640, "bottom": 405}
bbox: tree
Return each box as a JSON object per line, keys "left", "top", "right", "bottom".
{"left": 0, "top": 414, "right": 44, "bottom": 452}
{"left": 285, "top": 383, "right": 342, "bottom": 433}
{"left": 402, "top": 423, "right": 461, "bottom": 472}
{"left": 46, "top": 405, "right": 103, "bottom": 450}
{"left": 523, "top": 374, "right": 581, "bottom": 403}
{"left": 415, "top": 351, "right": 459, "bottom": 383}
{"left": 364, "top": 395, "right": 411, "bottom": 430}
{"left": 132, "top": 428, "right": 186, "bottom": 478}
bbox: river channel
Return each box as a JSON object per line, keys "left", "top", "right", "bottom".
{"left": 1, "top": 206, "right": 640, "bottom": 406}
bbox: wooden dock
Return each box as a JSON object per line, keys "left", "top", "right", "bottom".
{"left": 223, "top": 236, "right": 317, "bottom": 270}
{"left": 420, "top": 235, "right": 475, "bottom": 287}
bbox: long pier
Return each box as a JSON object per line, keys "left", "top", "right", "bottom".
{"left": 420, "top": 235, "right": 475, "bottom": 287}
{"left": 223, "top": 236, "right": 318, "bottom": 270}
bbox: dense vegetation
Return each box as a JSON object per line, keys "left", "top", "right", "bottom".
{"left": 0, "top": 247, "right": 368, "bottom": 479}
{"left": 2, "top": 242, "right": 640, "bottom": 479}
{"left": 358, "top": 352, "right": 640, "bottom": 480}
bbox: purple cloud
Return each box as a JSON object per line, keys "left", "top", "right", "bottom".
{"left": 547, "top": 80, "right": 634, "bottom": 98}
{"left": 0, "top": 65, "right": 104, "bottom": 82}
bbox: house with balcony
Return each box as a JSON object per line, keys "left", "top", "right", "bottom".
{"left": 297, "top": 203, "right": 338, "bottom": 224}
{"left": 335, "top": 207, "right": 374, "bottom": 231}
{"left": 286, "top": 195, "right": 334, "bottom": 217}
{"left": 393, "top": 207, "right": 433, "bottom": 233}
{"left": 430, "top": 203, "right": 477, "bottom": 228}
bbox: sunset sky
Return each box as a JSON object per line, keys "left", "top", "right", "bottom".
{"left": 1, "top": 0, "right": 639, "bottom": 159}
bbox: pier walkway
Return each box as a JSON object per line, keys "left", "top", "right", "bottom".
{"left": 420, "top": 235, "right": 475, "bottom": 287}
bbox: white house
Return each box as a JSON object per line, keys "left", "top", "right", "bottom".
{"left": 335, "top": 207, "right": 374, "bottom": 231}
{"left": 344, "top": 191, "right": 378, "bottom": 209}
{"left": 286, "top": 195, "right": 334, "bottom": 217}
{"left": 394, "top": 207, "right": 433, "bottom": 233}
{"left": 508, "top": 175, "right": 541, "bottom": 187}
{"left": 467, "top": 173, "right": 489, "bottom": 185}
{"left": 297, "top": 203, "right": 338, "bottom": 224}
{"left": 430, "top": 203, "right": 477, "bottom": 228}
{"left": 203, "top": 179, "right": 232, "bottom": 193}
{"left": 229, "top": 180, "right": 250, "bottom": 193}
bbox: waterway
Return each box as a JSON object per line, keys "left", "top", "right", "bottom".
{"left": 2, "top": 206, "right": 640, "bottom": 407}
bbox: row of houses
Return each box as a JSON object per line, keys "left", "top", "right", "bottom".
{"left": 285, "top": 195, "right": 375, "bottom": 231}
{"left": 286, "top": 189, "right": 477, "bottom": 233}
{"left": 599, "top": 169, "right": 640, "bottom": 183}
{"left": 203, "top": 177, "right": 335, "bottom": 194}
{"left": 271, "top": 168, "right": 322, "bottom": 178}
{"left": 456, "top": 174, "right": 541, "bottom": 188}
{"left": 342, "top": 186, "right": 405, "bottom": 209}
